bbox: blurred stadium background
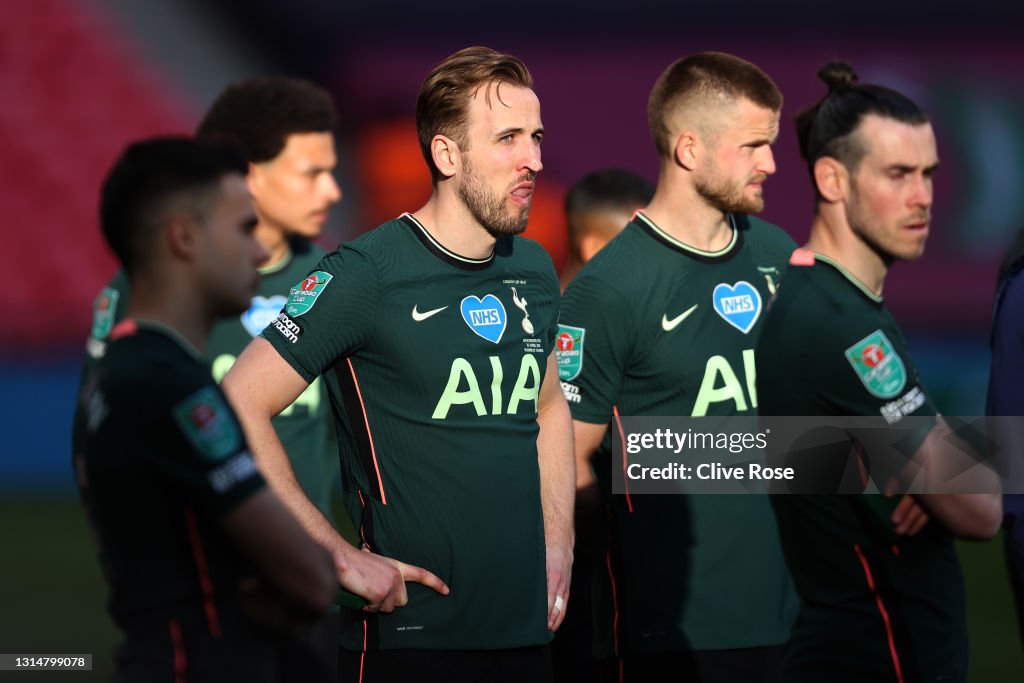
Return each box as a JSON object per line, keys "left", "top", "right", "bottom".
{"left": 2, "top": 0, "right": 1022, "bottom": 679}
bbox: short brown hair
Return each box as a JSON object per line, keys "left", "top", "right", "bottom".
{"left": 416, "top": 46, "right": 533, "bottom": 183}
{"left": 647, "top": 52, "right": 782, "bottom": 159}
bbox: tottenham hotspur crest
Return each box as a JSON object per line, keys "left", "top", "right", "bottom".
{"left": 511, "top": 287, "right": 534, "bottom": 335}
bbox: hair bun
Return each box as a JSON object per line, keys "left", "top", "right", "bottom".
{"left": 818, "top": 62, "right": 858, "bottom": 92}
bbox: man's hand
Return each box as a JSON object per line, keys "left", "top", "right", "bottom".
{"left": 334, "top": 545, "right": 449, "bottom": 613}
{"left": 545, "top": 540, "right": 573, "bottom": 632}
{"left": 890, "top": 494, "right": 929, "bottom": 537}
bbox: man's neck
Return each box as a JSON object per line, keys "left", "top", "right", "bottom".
{"left": 124, "top": 275, "right": 211, "bottom": 355}
{"left": 412, "top": 189, "right": 498, "bottom": 261}
{"left": 642, "top": 181, "right": 733, "bottom": 252}
{"left": 559, "top": 257, "right": 584, "bottom": 293}
{"left": 255, "top": 221, "right": 290, "bottom": 268}
{"left": 806, "top": 213, "right": 889, "bottom": 296}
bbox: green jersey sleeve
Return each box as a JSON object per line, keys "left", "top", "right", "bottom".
{"left": 152, "top": 366, "right": 265, "bottom": 517}
{"left": 261, "top": 246, "right": 380, "bottom": 381}
{"left": 557, "top": 274, "right": 635, "bottom": 424}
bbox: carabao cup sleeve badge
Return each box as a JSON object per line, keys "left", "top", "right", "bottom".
{"left": 555, "top": 324, "right": 586, "bottom": 381}
{"left": 286, "top": 271, "right": 333, "bottom": 317}
{"left": 844, "top": 329, "right": 907, "bottom": 399}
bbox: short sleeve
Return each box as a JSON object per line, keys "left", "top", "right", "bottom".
{"left": 261, "top": 246, "right": 380, "bottom": 381}
{"left": 558, "top": 274, "right": 635, "bottom": 424}
{"left": 153, "top": 377, "right": 265, "bottom": 517}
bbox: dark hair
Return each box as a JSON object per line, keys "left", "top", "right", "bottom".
{"left": 795, "top": 62, "right": 929, "bottom": 185}
{"left": 648, "top": 52, "right": 782, "bottom": 159}
{"left": 416, "top": 46, "right": 533, "bottom": 183}
{"left": 565, "top": 168, "right": 654, "bottom": 217}
{"left": 100, "top": 136, "right": 247, "bottom": 276}
{"left": 196, "top": 77, "right": 338, "bottom": 163}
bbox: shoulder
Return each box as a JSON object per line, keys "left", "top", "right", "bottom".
{"left": 103, "top": 330, "right": 210, "bottom": 406}
{"left": 309, "top": 220, "right": 411, "bottom": 278}
{"left": 288, "top": 237, "right": 328, "bottom": 268}
{"left": 761, "top": 262, "right": 835, "bottom": 343}
{"left": 562, "top": 233, "right": 641, "bottom": 317}
{"left": 346, "top": 218, "right": 410, "bottom": 254}
{"left": 502, "top": 234, "right": 558, "bottom": 276}
{"left": 737, "top": 214, "right": 798, "bottom": 253}
{"left": 572, "top": 221, "right": 648, "bottom": 286}
{"left": 320, "top": 218, "right": 418, "bottom": 274}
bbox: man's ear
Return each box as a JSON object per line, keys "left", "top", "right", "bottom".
{"left": 814, "top": 157, "right": 848, "bottom": 203}
{"left": 431, "top": 135, "right": 460, "bottom": 180}
{"left": 165, "top": 212, "right": 199, "bottom": 262}
{"left": 673, "top": 130, "right": 701, "bottom": 171}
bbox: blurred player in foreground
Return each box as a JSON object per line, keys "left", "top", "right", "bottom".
{"left": 71, "top": 137, "right": 336, "bottom": 681}
{"left": 80, "top": 78, "right": 346, "bottom": 680}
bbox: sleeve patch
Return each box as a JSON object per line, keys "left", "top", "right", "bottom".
{"left": 173, "top": 386, "right": 242, "bottom": 461}
{"left": 555, "top": 324, "right": 586, "bottom": 381}
{"left": 90, "top": 287, "right": 120, "bottom": 341}
{"left": 844, "top": 330, "right": 908, "bottom": 399}
{"left": 286, "top": 270, "right": 333, "bottom": 317}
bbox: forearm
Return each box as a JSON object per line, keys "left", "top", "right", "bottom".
{"left": 224, "top": 489, "right": 336, "bottom": 614}
{"left": 222, "top": 338, "right": 351, "bottom": 555}
{"left": 919, "top": 493, "right": 1002, "bottom": 540}
{"left": 916, "top": 420, "right": 1003, "bottom": 539}
{"left": 242, "top": 412, "right": 348, "bottom": 552}
{"left": 538, "top": 397, "right": 576, "bottom": 547}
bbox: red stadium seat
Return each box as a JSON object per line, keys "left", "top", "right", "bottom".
{"left": 0, "top": 0, "right": 193, "bottom": 351}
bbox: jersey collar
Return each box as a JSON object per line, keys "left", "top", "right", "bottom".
{"left": 258, "top": 244, "right": 293, "bottom": 276}
{"left": 812, "top": 253, "right": 884, "bottom": 304}
{"left": 634, "top": 211, "right": 744, "bottom": 263}
{"left": 401, "top": 213, "right": 497, "bottom": 271}
{"left": 133, "top": 319, "right": 205, "bottom": 360}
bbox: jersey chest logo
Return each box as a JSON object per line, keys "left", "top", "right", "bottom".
{"left": 460, "top": 294, "right": 507, "bottom": 343}
{"left": 712, "top": 281, "right": 762, "bottom": 334}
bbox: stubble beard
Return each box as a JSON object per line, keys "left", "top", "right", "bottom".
{"left": 846, "top": 183, "right": 928, "bottom": 264}
{"left": 695, "top": 168, "right": 765, "bottom": 215}
{"left": 456, "top": 158, "right": 532, "bottom": 238}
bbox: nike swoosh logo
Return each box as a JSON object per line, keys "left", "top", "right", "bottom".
{"left": 661, "top": 304, "right": 699, "bottom": 331}
{"left": 412, "top": 305, "right": 448, "bottom": 322}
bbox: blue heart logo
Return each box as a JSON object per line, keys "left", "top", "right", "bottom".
{"left": 241, "top": 295, "right": 287, "bottom": 337}
{"left": 712, "top": 281, "right": 762, "bottom": 334}
{"left": 460, "top": 294, "right": 507, "bottom": 344}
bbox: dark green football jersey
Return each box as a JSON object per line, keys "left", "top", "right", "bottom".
{"left": 207, "top": 240, "right": 338, "bottom": 520}
{"left": 756, "top": 251, "right": 966, "bottom": 683}
{"left": 262, "top": 214, "right": 559, "bottom": 651}
{"left": 558, "top": 212, "right": 798, "bottom": 654}
{"left": 81, "top": 240, "right": 338, "bottom": 519}
{"left": 72, "top": 320, "right": 267, "bottom": 636}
